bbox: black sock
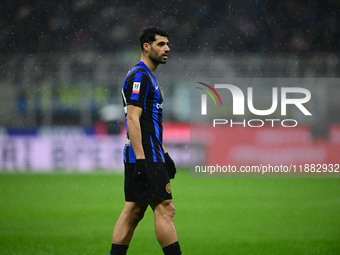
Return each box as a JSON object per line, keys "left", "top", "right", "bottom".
{"left": 162, "top": 241, "right": 182, "bottom": 255}
{"left": 110, "top": 243, "right": 129, "bottom": 255}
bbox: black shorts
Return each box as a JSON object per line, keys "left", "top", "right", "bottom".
{"left": 124, "top": 162, "right": 172, "bottom": 206}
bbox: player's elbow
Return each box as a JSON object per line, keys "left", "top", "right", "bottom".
{"left": 126, "top": 105, "right": 142, "bottom": 125}
{"left": 126, "top": 113, "right": 139, "bottom": 127}
{"left": 126, "top": 116, "right": 136, "bottom": 131}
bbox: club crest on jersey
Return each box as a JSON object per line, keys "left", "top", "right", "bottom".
{"left": 132, "top": 82, "right": 141, "bottom": 94}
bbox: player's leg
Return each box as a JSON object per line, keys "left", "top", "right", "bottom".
{"left": 150, "top": 199, "right": 182, "bottom": 255}
{"left": 110, "top": 201, "right": 148, "bottom": 254}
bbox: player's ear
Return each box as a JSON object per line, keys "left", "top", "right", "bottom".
{"left": 143, "top": 42, "right": 150, "bottom": 53}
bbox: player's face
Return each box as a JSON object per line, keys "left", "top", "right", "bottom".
{"left": 148, "top": 35, "right": 170, "bottom": 65}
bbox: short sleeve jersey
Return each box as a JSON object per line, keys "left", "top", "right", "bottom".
{"left": 121, "top": 61, "right": 165, "bottom": 163}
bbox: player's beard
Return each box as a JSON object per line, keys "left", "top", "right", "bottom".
{"left": 149, "top": 47, "right": 167, "bottom": 65}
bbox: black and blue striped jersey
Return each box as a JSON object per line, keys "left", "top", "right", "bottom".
{"left": 121, "top": 61, "right": 165, "bottom": 163}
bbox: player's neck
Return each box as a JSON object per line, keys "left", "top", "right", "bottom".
{"left": 140, "top": 55, "right": 158, "bottom": 73}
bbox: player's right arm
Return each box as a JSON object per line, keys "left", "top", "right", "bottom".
{"left": 126, "top": 104, "right": 145, "bottom": 160}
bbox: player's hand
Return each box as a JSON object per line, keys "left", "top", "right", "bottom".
{"left": 134, "top": 159, "right": 149, "bottom": 183}
{"left": 164, "top": 153, "right": 176, "bottom": 179}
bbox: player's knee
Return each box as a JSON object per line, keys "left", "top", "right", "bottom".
{"left": 123, "top": 203, "right": 146, "bottom": 224}
{"left": 162, "top": 200, "right": 176, "bottom": 220}
{"left": 168, "top": 203, "right": 176, "bottom": 218}
{"left": 131, "top": 207, "right": 145, "bottom": 223}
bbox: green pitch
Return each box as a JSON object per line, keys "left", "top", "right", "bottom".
{"left": 0, "top": 170, "right": 339, "bottom": 255}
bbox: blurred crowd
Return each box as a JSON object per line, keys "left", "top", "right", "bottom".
{"left": 0, "top": 0, "right": 339, "bottom": 54}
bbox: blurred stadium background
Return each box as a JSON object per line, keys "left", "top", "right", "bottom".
{"left": 1, "top": 1, "right": 340, "bottom": 255}
{"left": 1, "top": 0, "right": 340, "bottom": 172}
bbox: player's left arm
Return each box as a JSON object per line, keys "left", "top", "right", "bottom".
{"left": 162, "top": 145, "right": 176, "bottom": 179}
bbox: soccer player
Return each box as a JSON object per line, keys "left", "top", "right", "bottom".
{"left": 109, "top": 27, "right": 182, "bottom": 255}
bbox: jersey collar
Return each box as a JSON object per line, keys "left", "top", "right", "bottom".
{"left": 138, "top": 61, "right": 153, "bottom": 74}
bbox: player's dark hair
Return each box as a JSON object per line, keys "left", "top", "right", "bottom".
{"left": 139, "top": 26, "right": 169, "bottom": 51}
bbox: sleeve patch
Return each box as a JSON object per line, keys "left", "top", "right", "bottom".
{"left": 132, "top": 82, "right": 141, "bottom": 94}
